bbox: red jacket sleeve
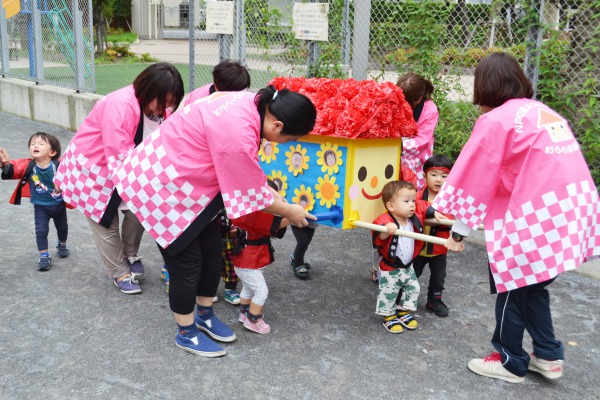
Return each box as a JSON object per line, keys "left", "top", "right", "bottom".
{"left": 1, "top": 158, "right": 33, "bottom": 205}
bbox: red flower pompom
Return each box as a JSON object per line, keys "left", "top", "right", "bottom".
{"left": 269, "top": 77, "right": 417, "bottom": 139}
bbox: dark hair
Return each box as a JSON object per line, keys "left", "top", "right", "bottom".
{"left": 255, "top": 85, "right": 317, "bottom": 137}
{"left": 133, "top": 63, "right": 185, "bottom": 115}
{"left": 324, "top": 150, "right": 336, "bottom": 159}
{"left": 396, "top": 73, "right": 434, "bottom": 109}
{"left": 473, "top": 52, "right": 533, "bottom": 109}
{"left": 381, "top": 180, "right": 416, "bottom": 208}
{"left": 266, "top": 178, "right": 278, "bottom": 191}
{"left": 423, "top": 154, "right": 454, "bottom": 172}
{"left": 28, "top": 132, "right": 61, "bottom": 160}
{"left": 213, "top": 60, "right": 251, "bottom": 92}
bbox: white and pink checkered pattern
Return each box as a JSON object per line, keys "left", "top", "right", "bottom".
{"left": 432, "top": 184, "right": 488, "bottom": 230}
{"left": 54, "top": 85, "right": 143, "bottom": 222}
{"left": 432, "top": 98, "right": 600, "bottom": 292}
{"left": 115, "top": 91, "right": 274, "bottom": 249}
{"left": 486, "top": 180, "right": 599, "bottom": 292}
{"left": 223, "top": 186, "right": 274, "bottom": 220}
{"left": 55, "top": 142, "right": 114, "bottom": 223}
{"left": 401, "top": 100, "right": 438, "bottom": 189}
{"left": 114, "top": 128, "right": 206, "bottom": 248}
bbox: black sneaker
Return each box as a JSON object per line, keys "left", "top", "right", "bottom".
{"left": 37, "top": 255, "right": 52, "bottom": 271}
{"left": 56, "top": 243, "right": 70, "bottom": 258}
{"left": 426, "top": 299, "right": 449, "bottom": 317}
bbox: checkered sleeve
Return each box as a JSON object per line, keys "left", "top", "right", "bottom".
{"left": 432, "top": 116, "right": 506, "bottom": 230}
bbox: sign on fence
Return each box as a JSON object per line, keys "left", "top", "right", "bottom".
{"left": 293, "top": 2, "right": 329, "bottom": 42}
{"left": 206, "top": 1, "right": 234, "bottom": 35}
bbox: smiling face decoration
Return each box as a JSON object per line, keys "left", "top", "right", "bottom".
{"left": 348, "top": 145, "right": 400, "bottom": 224}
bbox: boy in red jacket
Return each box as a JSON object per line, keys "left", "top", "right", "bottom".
{"left": 1, "top": 133, "right": 70, "bottom": 270}
{"left": 231, "top": 180, "right": 291, "bottom": 334}
{"left": 372, "top": 180, "right": 443, "bottom": 333}
{"left": 414, "top": 154, "right": 454, "bottom": 317}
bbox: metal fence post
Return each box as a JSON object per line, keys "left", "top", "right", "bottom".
{"left": 72, "top": 0, "right": 85, "bottom": 91}
{"left": 31, "top": 0, "right": 44, "bottom": 80}
{"left": 340, "top": 0, "right": 351, "bottom": 73}
{"left": 0, "top": 8, "right": 10, "bottom": 73}
{"left": 306, "top": 0, "right": 320, "bottom": 78}
{"left": 524, "top": 0, "right": 544, "bottom": 98}
{"left": 233, "top": 0, "right": 246, "bottom": 64}
{"left": 188, "top": 0, "right": 195, "bottom": 90}
{"left": 219, "top": 34, "right": 231, "bottom": 62}
{"left": 352, "top": 0, "right": 371, "bottom": 81}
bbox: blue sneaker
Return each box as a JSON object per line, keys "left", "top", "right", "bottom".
{"left": 195, "top": 312, "right": 237, "bottom": 343}
{"left": 127, "top": 258, "right": 145, "bottom": 280}
{"left": 113, "top": 276, "right": 142, "bottom": 294}
{"left": 37, "top": 255, "right": 52, "bottom": 271}
{"left": 56, "top": 243, "right": 70, "bottom": 258}
{"left": 175, "top": 331, "right": 226, "bottom": 358}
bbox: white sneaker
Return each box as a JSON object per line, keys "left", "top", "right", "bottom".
{"left": 528, "top": 353, "right": 563, "bottom": 379}
{"left": 212, "top": 296, "right": 219, "bottom": 303}
{"left": 468, "top": 352, "right": 525, "bottom": 383}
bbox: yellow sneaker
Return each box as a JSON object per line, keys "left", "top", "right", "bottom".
{"left": 397, "top": 310, "right": 418, "bottom": 330}
{"left": 383, "top": 315, "right": 404, "bottom": 333}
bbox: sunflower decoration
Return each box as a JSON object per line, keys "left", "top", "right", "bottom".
{"left": 292, "top": 185, "right": 315, "bottom": 211}
{"left": 316, "top": 142, "right": 343, "bottom": 174}
{"left": 259, "top": 140, "right": 279, "bottom": 164}
{"left": 267, "top": 170, "right": 288, "bottom": 197}
{"left": 285, "top": 144, "right": 309, "bottom": 176}
{"left": 315, "top": 174, "right": 341, "bottom": 208}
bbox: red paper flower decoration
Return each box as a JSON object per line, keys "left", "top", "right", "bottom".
{"left": 269, "top": 77, "right": 418, "bottom": 139}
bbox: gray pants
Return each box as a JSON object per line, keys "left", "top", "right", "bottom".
{"left": 87, "top": 210, "right": 145, "bottom": 279}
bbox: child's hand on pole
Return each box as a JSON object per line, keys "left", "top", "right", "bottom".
{"left": 386, "top": 223, "right": 397, "bottom": 235}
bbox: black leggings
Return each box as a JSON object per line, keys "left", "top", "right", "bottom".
{"left": 34, "top": 204, "right": 68, "bottom": 251}
{"left": 291, "top": 225, "right": 315, "bottom": 265}
{"left": 159, "top": 218, "right": 223, "bottom": 315}
{"left": 412, "top": 254, "right": 447, "bottom": 299}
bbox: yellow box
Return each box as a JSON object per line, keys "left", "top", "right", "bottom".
{"left": 259, "top": 135, "right": 401, "bottom": 229}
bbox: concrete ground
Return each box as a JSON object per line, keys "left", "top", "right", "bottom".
{"left": 1, "top": 111, "right": 599, "bottom": 399}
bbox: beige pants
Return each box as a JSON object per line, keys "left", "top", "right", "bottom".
{"left": 87, "top": 210, "right": 145, "bottom": 279}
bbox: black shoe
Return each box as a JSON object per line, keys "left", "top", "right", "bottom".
{"left": 290, "top": 256, "right": 310, "bottom": 279}
{"left": 426, "top": 299, "right": 449, "bottom": 317}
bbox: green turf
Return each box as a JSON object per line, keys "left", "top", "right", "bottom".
{"left": 94, "top": 63, "right": 192, "bottom": 95}
{"left": 94, "top": 63, "right": 277, "bottom": 95}
{"left": 9, "top": 62, "right": 279, "bottom": 95}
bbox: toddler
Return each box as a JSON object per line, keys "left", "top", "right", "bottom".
{"left": 372, "top": 180, "right": 440, "bottom": 333}
{"left": 1, "top": 133, "right": 69, "bottom": 270}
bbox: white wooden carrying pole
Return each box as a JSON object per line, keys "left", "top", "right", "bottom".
{"left": 352, "top": 220, "right": 448, "bottom": 246}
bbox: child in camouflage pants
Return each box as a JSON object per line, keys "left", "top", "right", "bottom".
{"left": 372, "top": 180, "right": 441, "bottom": 334}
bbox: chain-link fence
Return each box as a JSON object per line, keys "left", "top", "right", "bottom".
{"left": 190, "top": 0, "right": 599, "bottom": 183}
{"left": 0, "top": 0, "right": 95, "bottom": 92}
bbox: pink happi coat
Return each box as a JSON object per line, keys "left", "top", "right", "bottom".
{"left": 432, "top": 99, "right": 600, "bottom": 293}
{"left": 54, "top": 85, "right": 170, "bottom": 222}
{"left": 401, "top": 100, "right": 438, "bottom": 189}
{"left": 184, "top": 83, "right": 212, "bottom": 106}
{"left": 113, "top": 91, "right": 274, "bottom": 249}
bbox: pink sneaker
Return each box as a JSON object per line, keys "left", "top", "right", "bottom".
{"left": 243, "top": 316, "right": 271, "bottom": 334}
{"left": 239, "top": 312, "right": 247, "bottom": 323}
